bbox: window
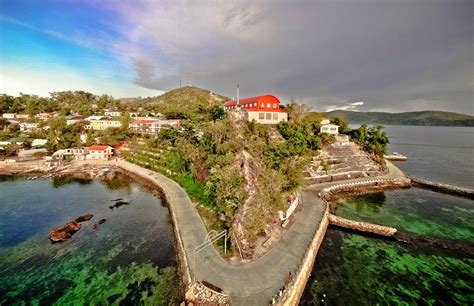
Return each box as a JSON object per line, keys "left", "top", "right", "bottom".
{"left": 267, "top": 103, "right": 271, "bottom": 108}
{"left": 259, "top": 113, "right": 265, "bottom": 120}
{"left": 273, "top": 113, "right": 278, "bottom": 120}
{"left": 273, "top": 104, "right": 277, "bottom": 109}
{"left": 266, "top": 113, "right": 272, "bottom": 120}
{"left": 261, "top": 103, "right": 265, "bottom": 108}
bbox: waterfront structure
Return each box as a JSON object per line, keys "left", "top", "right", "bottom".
{"left": 17, "top": 148, "right": 48, "bottom": 160}
{"left": 53, "top": 147, "right": 88, "bottom": 160}
{"left": 224, "top": 95, "right": 288, "bottom": 124}
{"left": 130, "top": 119, "right": 180, "bottom": 135}
{"left": 86, "top": 145, "right": 113, "bottom": 160}
{"left": 320, "top": 124, "right": 339, "bottom": 135}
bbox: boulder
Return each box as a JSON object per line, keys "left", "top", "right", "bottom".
{"left": 98, "top": 218, "right": 106, "bottom": 225}
{"left": 49, "top": 220, "right": 82, "bottom": 243}
{"left": 75, "top": 213, "right": 93, "bottom": 223}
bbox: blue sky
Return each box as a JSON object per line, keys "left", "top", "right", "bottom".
{"left": 0, "top": 0, "right": 472, "bottom": 114}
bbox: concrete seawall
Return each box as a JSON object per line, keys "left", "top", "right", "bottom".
{"left": 410, "top": 178, "right": 474, "bottom": 199}
{"left": 328, "top": 214, "right": 397, "bottom": 237}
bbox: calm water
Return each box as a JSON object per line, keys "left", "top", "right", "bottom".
{"left": 0, "top": 176, "right": 180, "bottom": 305}
{"left": 302, "top": 125, "right": 474, "bottom": 305}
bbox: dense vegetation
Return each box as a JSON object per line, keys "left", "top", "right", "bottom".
{"left": 327, "top": 110, "right": 474, "bottom": 127}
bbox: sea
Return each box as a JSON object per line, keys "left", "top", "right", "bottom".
{"left": 0, "top": 175, "right": 180, "bottom": 305}
{"left": 301, "top": 125, "right": 474, "bottom": 305}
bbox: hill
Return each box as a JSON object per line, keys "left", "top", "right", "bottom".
{"left": 326, "top": 110, "right": 474, "bottom": 127}
{"left": 122, "top": 86, "right": 229, "bottom": 120}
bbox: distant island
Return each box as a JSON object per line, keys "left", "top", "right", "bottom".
{"left": 326, "top": 110, "right": 474, "bottom": 127}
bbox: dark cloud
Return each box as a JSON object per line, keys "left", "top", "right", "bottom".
{"left": 116, "top": 0, "right": 473, "bottom": 114}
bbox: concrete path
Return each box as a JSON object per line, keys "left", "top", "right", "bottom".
{"left": 117, "top": 160, "right": 326, "bottom": 305}
{"left": 117, "top": 159, "right": 406, "bottom": 304}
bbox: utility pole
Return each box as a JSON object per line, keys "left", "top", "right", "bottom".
{"left": 237, "top": 84, "right": 240, "bottom": 106}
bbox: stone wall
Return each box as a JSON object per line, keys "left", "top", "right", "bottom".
{"left": 328, "top": 214, "right": 397, "bottom": 237}
{"left": 411, "top": 178, "right": 474, "bottom": 199}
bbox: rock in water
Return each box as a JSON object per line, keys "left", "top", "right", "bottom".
{"left": 75, "top": 213, "right": 93, "bottom": 223}
{"left": 109, "top": 201, "right": 129, "bottom": 209}
{"left": 92, "top": 224, "right": 98, "bottom": 229}
{"left": 49, "top": 220, "right": 82, "bottom": 243}
{"left": 111, "top": 198, "right": 123, "bottom": 202}
{"left": 98, "top": 219, "right": 106, "bottom": 225}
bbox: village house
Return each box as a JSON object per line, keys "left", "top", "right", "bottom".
{"left": 53, "top": 147, "right": 88, "bottom": 160}
{"left": 104, "top": 109, "right": 122, "bottom": 117}
{"left": 129, "top": 119, "right": 180, "bottom": 135}
{"left": 2, "top": 113, "right": 16, "bottom": 119}
{"left": 35, "top": 113, "right": 53, "bottom": 121}
{"left": 31, "top": 139, "right": 48, "bottom": 148}
{"left": 17, "top": 148, "right": 48, "bottom": 160}
{"left": 19, "top": 122, "right": 39, "bottom": 131}
{"left": 66, "top": 115, "right": 85, "bottom": 125}
{"left": 224, "top": 95, "right": 288, "bottom": 124}
{"left": 320, "top": 124, "right": 339, "bottom": 135}
{"left": 84, "top": 116, "right": 122, "bottom": 130}
{"left": 16, "top": 114, "right": 30, "bottom": 120}
{"left": 86, "top": 145, "right": 114, "bottom": 160}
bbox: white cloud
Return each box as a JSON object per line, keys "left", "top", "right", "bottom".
{"left": 0, "top": 64, "right": 163, "bottom": 98}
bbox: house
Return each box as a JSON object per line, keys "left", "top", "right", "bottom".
{"left": 86, "top": 145, "right": 114, "bottom": 160}
{"left": 20, "top": 122, "right": 39, "bottom": 131}
{"left": 224, "top": 95, "right": 288, "bottom": 124}
{"left": 320, "top": 124, "right": 339, "bottom": 135}
{"left": 130, "top": 119, "right": 180, "bottom": 135}
{"left": 320, "top": 119, "right": 331, "bottom": 125}
{"left": 31, "top": 139, "right": 48, "bottom": 148}
{"left": 53, "top": 147, "right": 88, "bottom": 160}
{"left": 35, "top": 113, "right": 53, "bottom": 121}
{"left": 16, "top": 114, "right": 30, "bottom": 120}
{"left": 104, "top": 109, "right": 122, "bottom": 117}
{"left": 66, "top": 115, "right": 84, "bottom": 125}
{"left": 84, "top": 116, "right": 122, "bottom": 130}
{"left": 2, "top": 113, "right": 16, "bottom": 119}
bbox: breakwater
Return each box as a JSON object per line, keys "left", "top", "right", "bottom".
{"left": 328, "top": 214, "right": 397, "bottom": 237}
{"left": 410, "top": 178, "right": 474, "bottom": 199}
{"left": 320, "top": 178, "right": 412, "bottom": 201}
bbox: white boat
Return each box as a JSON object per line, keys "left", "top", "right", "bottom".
{"left": 384, "top": 152, "right": 407, "bottom": 161}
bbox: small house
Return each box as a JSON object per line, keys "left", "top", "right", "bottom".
{"left": 86, "top": 145, "right": 114, "bottom": 160}
{"left": 320, "top": 124, "right": 339, "bottom": 135}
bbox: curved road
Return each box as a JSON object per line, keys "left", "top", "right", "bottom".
{"left": 118, "top": 160, "right": 406, "bottom": 304}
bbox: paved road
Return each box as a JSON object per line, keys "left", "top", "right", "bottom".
{"left": 117, "top": 160, "right": 406, "bottom": 304}
{"left": 117, "top": 160, "right": 326, "bottom": 305}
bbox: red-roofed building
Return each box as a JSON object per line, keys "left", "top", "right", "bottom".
{"left": 224, "top": 95, "right": 288, "bottom": 124}
{"left": 86, "top": 145, "right": 113, "bottom": 160}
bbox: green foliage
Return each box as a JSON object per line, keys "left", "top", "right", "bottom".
{"left": 349, "top": 124, "right": 389, "bottom": 156}
{"left": 331, "top": 116, "right": 349, "bottom": 133}
{"left": 47, "top": 118, "right": 82, "bottom": 153}
{"left": 210, "top": 105, "right": 225, "bottom": 121}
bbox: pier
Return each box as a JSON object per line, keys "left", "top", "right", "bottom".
{"left": 328, "top": 214, "right": 397, "bottom": 237}
{"left": 410, "top": 177, "right": 474, "bottom": 199}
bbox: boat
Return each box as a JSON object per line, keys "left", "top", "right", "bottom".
{"left": 384, "top": 152, "right": 407, "bottom": 161}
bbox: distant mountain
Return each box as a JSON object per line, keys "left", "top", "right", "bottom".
{"left": 326, "top": 110, "right": 474, "bottom": 127}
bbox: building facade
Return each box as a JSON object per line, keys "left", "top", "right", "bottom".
{"left": 86, "top": 145, "right": 114, "bottom": 160}
{"left": 129, "top": 119, "right": 180, "bottom": 135}
{"left": 320, "top": 124, "right": 339, "bottom": 135}
{"left": 85, "top": 119, "right": 122, "bottom": 130}
{"left": 224, "top": 95, "right": 288, "bottom": 124}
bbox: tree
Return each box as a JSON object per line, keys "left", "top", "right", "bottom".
{"left": 210, "top": 105, "right": 225, "bottom": 121}
{"left": 331, "top": 116, "right": 348, "bottom": 134}
{"left": 285, "top": 100, "right": 312, "bottom": 123}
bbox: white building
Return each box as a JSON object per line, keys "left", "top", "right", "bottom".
{"left": 20, "top": 122, "right": 39, "bottom": 131}
{"left": 130, "top": 119, "right": 180, "bottom": 135}
{"left": 53, "top": 147, "right": 88, "bottom": 160}
{"left": 86, "top": 145, "right": 114, "bottom": 160}
{"left": 104, "top": 109, "right": 122, "bottom": 117}
{"left": 31, "top": 139, "right": 48, "bottom": 147}
{"left": 2, "top": 113, "right": 16, "bottom": 119}
{"left": 320, "top": 124, "right": 339, "bottom": 135}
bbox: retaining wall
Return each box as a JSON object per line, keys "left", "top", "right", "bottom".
{"left": 279, "top": 202, "right": 330, "bottom": 305}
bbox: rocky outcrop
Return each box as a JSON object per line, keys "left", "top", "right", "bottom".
{"left": 109, "top": 201, "right": 129, "bottom": 209}
{"left": 185, "top": 281, "right": 230, "bottom": 305}
{"left": 75, "top": 213, "right": 93, "bottom": 222}
{"left": 49, "top": 220, "right": 82, "bottom": 243}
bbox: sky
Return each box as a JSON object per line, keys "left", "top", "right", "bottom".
{"left": 0, "top": 0, "right": 472, "bottom": 114}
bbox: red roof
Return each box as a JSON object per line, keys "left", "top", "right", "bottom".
{"left": 134, "top": 120, "right": 157, "bottom": 124}
{"left": 224, "top": 95, "right": 286, "bottom": 113}
{"left": 89, "top": 145, "right": 110, "bottom": 151}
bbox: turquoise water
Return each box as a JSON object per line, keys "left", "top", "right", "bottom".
{"left": 301, "top": 189, "right": 474, "bottom": 304}
{"left": 0, "top": 176, "right": 181, "bottom": 305}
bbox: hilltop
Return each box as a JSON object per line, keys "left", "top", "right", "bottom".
{"left": 326, "top": 110, "right": 474, "bottom": 126}
{"left": 122, "top": 86, "right": 229, "bottom": 120}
